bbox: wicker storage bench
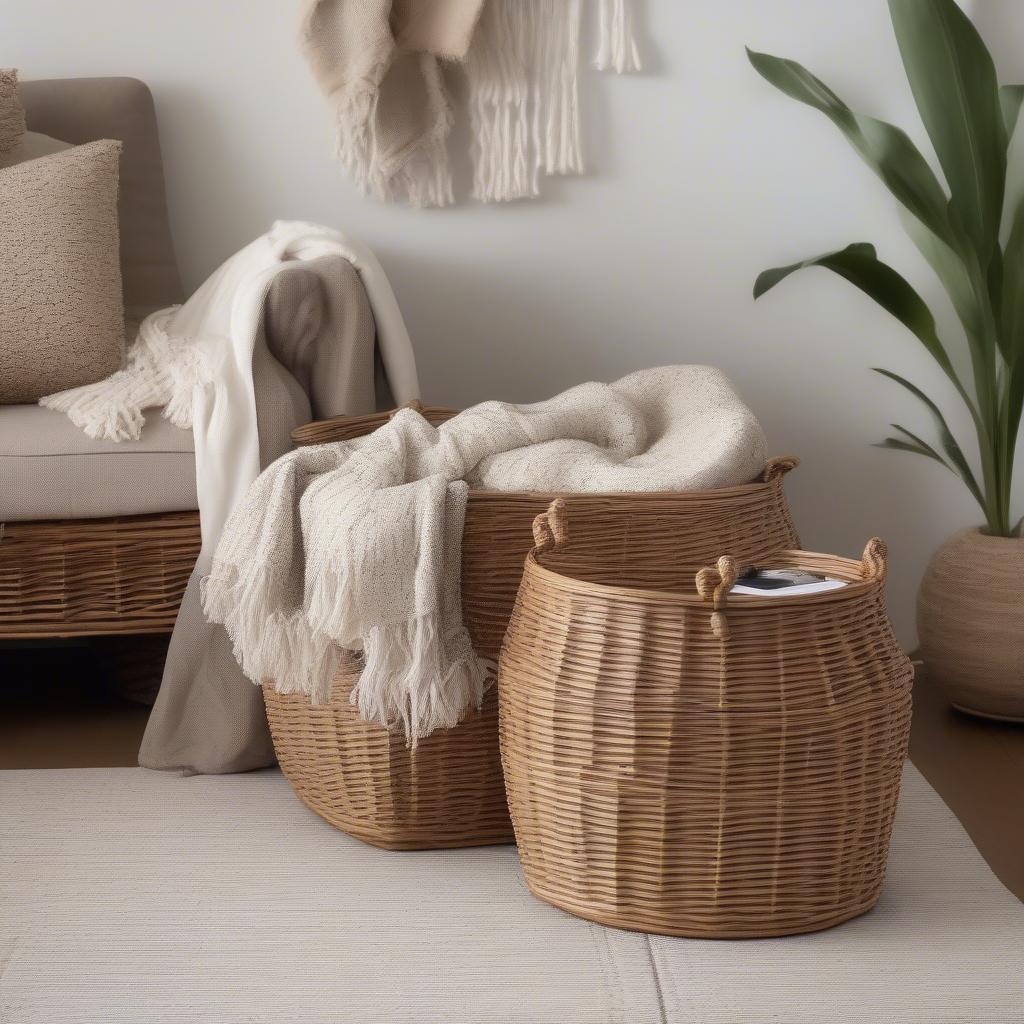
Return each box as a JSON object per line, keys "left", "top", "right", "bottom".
{"left": 0, "top": 513, "right": 200, "bottom": 639}
{"left": 499, "top": 500, "right": 914, "bottom": 938}
{"left": 266, "top": 405, "right": 802, "bottom": 851}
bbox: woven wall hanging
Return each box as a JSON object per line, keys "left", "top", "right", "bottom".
{"left": 300, "top": 0, "right": 641, "bottom": 206}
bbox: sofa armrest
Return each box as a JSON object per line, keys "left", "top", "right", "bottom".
{"left": 263, "top": 254, "right": 379, "bottom": 423}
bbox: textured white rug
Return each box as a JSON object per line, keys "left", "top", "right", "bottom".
{"left": 1, "top": 763, "right": 1021, "bottom": 1023}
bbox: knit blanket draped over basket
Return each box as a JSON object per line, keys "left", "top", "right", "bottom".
{"left": 299, "top": 0, "right": 641, "bottom": 205}
{"left": 203, "top": 366, "right": 768, "bottom": 743}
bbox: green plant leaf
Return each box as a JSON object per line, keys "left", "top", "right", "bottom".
{"left": 747, "top": 24, "right": 1018, "bottom": 535}
{"left": 1003, "top": 89, "right": 1024, "bottom": 247}
{"left": 873, "top": 367, "right": 984, "bottom": 504}
{"left": 1002, "top": 197, "right": 1024, "bottom": 359}
{"left": 746, "top": 48, "right": 958, "bottom": 250}
{"left": 754, "top": 243, "right": 961, "bottom": 384}
{"left": 1001, "top": 267, "right": 1024, "bottom": 485}
{"left": 1007, "top": 357, "right": 1024, "bottom": 449}
{"left": 882, "top": 425, "right": 951, "bottom": 466}
{"left": 876, "top": 435, "right": 944, "bottom": 459}
{"left": 885, "top": 424, "right": 986, "bottom": 510}
{"left": 898, "top": 208, "right": 984, "bottom": 345}
{"left": 888, "top": 0, "right": 1007, "bottom": 263}
{"left": 899, "top": 204, "right": 1001, "bottom": 451}
{"left": 1000, "top": 85, "right": 1024, "bottom": 141}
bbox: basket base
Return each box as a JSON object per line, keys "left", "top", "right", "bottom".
{"left": 296, "top": 790, "right": 515, "bottom": 852}
{"left": 522, "top": 882, "right": 882, "bottom": 940}
{"left": 266, "top": 683, "right": 514, "bottom": 851}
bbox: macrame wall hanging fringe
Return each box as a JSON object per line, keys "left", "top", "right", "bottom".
{"left": 466, "top": 0, "right": 585, "bottom": 203}
{"left": 595, "top": 0, "right": 642, "bottom": 73}
{"left": 299, "top": 0, "right": 641, "bottom": 208}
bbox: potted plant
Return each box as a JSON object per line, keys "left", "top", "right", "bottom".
{"left": 748, "top": 0, "right": 1023, "bottom": 720}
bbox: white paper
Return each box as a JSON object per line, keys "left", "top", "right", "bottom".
{"left": 730, "top": 578, "right": 848, "bottom": 597}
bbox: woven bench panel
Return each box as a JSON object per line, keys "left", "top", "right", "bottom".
{"left": 0, "top": 512, "right": 200, "bottom": 638}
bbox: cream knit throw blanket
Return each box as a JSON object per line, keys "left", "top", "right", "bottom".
{"left": 40, "top": 221, "right": 419, "bottom": 443}
{"left": 202, "top": 367, "right": 767, "bottom": 743}
{"left": 300, "top": 0, "right": 641, "bottom": 206}
{"left": 40, "top": 223, "right": 420, "bottom": 710}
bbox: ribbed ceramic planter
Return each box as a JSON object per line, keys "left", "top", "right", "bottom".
{"left": 918, "top": 528, "right": 1024, "bottom": 723}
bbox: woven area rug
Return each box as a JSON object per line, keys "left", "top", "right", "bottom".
{"left": 1, "top": 763, "right": 1021, "bottom": 1023}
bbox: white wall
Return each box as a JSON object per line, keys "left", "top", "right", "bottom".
{"left": 5, "top": 0, "right": 1022, "bottom": 645}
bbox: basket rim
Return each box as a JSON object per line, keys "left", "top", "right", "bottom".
{"left": 524, "top": 546, "right": 879, "bottom": 609}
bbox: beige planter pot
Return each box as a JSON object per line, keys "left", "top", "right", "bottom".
{"left": 917, "top": 528, "right": 1024, "bottom": 722}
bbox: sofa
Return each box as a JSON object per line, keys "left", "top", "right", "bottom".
{"left": 0, "top": 78, "right": 383, "bottom": 649}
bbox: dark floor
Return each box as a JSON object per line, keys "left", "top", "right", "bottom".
{"left": 0, "top": 642, "right": 153, "bottom": 769}
{"left": 2, "top": 646, "right": 1022, "bottom": 901}
{"left": 908, "top": 667, "right": 1024, "bottom": 901}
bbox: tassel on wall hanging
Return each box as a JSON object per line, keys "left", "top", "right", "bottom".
{"left": 299, "top": 0, "right": 641, "bottom": 206}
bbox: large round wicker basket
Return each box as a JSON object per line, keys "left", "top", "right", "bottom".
{"left": 499, "top": 501, "right": 914, "bottom": 938}
{"left": 266, "top": 405, "right": 801, "bottom": 851}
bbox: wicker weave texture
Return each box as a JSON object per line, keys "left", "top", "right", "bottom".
{"left": 271, "top": 405, "right": 801, "bottom": 850}
{"left": 498, "top": 502, "right": 914, "bottom": 938}
{"left": 0, "top": 512, "right": 201, "bottom": 638}
{"left": 263, "top": 663, "right": 509, "bottom": 851}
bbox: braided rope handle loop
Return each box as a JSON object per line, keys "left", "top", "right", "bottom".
{"left": 861, "top": 537, "right": 888, "bottom": 581}
{"left": 695, "top": 555, "right": 738, "bottom": 640}
{"left": 532, "top": 498, "right": 569, "bottom": 555}
{"left": 761, "top": 455, "right": 800, "bottom": 483}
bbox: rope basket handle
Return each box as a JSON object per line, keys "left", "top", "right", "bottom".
{"left": 532, "top": 498, "right": 569, "bottom": 555}
{"left": 388, "top": 398, "right": 424, "bottom": 419}
{"left": 861, "top": 537, "right": 888, "bottom": 581}
{"left": 695, "top": 555, "right": 738, "bottom": 640}
{"left": 761, "top": 455, "right": 800, "bottom": 483}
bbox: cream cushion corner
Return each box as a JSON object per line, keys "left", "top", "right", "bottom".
{"left": 0, "top": 68, "right": 26, "bottom": 152}
{"left": 0, "top": 138, "right": 125, "bottom": 404}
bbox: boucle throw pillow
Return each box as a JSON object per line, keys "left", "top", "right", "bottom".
{"left": 0, "top": 69, "right": 25, "bottom": 153}
{"left": 0, "top": 139, "right": 125, "bottom": 403}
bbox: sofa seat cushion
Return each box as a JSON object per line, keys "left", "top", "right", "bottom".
{"left": 1, "top": 333, "right": 312, "bottom": 522}
{"left": 0, "top": 403, "right": 197, "bottom": 521}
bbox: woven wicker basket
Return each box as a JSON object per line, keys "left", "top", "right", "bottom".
{"left": 267, "top": 404, "right": 801, "bottom": 851}
{"left": 499, "top": 500, "right": 914, "bottom": 938}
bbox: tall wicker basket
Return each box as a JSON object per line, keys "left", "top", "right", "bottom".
{"left": 499, "top": 500, "right": 914, "bottom": 938}
{"left": 264, "top": 405, "right": 802, "bottom": 850}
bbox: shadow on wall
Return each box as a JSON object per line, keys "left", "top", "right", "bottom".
{"left": 156, "top": 82, "right": 292, "bottom": 292}
{"left": 970, "top": 2, "right": 1024, "bottom": 84}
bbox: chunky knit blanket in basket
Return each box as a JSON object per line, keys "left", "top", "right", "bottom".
{"left": 202, "top": 366, "right": 767, "bottom": 743}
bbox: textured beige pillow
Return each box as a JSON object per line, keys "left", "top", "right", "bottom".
{"left": 0, "top": 68, "right": 26, "bottom": 154}
{"left": 0, "top": 139, "right": 125, "bottom": 403}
